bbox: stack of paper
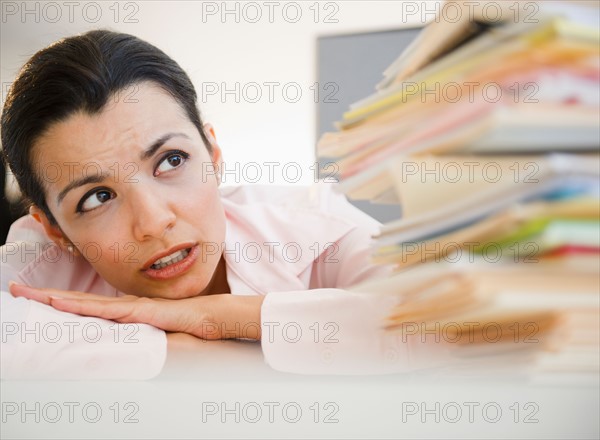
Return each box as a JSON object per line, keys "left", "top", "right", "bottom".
{"left": 321, "top": 1, "right": 600, "bottom": 377}
{"left": 319, "top": 1, "right": 599, "bottom": 201}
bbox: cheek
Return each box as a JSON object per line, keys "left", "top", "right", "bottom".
{"left": 81, "top": 235, "right": 142, "bottom": 273}
{"left": 66, "top": 236, "right": 141, "bottom": 296}
{"left": 61, "top": 213, "right": 141, "bottom": 273}
{"left": 178, "top": 179, "right": 225, "bottom": 235}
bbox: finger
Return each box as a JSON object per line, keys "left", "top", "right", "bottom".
{"left": 47, "top": 292, "right": 208, "bottom": 336}
{"left": 9, "top": 282, "right": 130, "bottom": 304}
{"left": 49, "top": 296, "right": 145, "bottom": 322}
{"left": 9, "top": 282, "right": 53, "bottom": 305}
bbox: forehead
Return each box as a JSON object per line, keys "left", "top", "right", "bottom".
{"left": 33, "top": 81, "right": 194, "bottom": 166}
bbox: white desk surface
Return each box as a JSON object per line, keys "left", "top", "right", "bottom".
{"left": 2, "top": 333, "right": 599, "bottom": 439}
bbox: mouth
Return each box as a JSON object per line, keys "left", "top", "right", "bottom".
{"left": 150, "top": 247, "right": 191, "bottom": 270}
{"left": 142, "top": 244, "right": 200, "bottom": 280}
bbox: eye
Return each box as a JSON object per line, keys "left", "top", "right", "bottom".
{"left": 155, "top": 150, "right": 189, "bottom": 176}
{"left": 77, "top": 188, "right": 115, "bottom": 213}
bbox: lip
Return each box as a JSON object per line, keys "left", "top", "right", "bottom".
{"left": 142, "top": 243, "right": 199, "bottom": 280}
{"left": 142, "top": 242, "right": 197, "bottom": 270}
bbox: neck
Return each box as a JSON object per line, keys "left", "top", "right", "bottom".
{"left": 200, "top": 253, "right": 230, "bottom": 296}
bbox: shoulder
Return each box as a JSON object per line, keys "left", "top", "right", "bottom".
{"left": 219, "top": 183, "right": 386, "bottom": 292}
{"left": 0, "top": 216, "right": 116, "bottom": 295}
{"left": 220, "top": 181, "right": 383, "bottom": 270}
{"left": 1, "top": 215, "right": 52, "bottom": 276}
{"left": 219, "top": 181, "right": 379, "bottom": 227}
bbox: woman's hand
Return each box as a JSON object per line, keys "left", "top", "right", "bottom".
{"left": 8, "top": 282, "right": 264, "bottom": 340}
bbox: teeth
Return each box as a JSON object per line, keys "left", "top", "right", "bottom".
{"left": 150, "top": 248, "right": 190, "bottom": 270}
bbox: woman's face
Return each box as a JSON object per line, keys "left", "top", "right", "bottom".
{"left": 31, "top": 81, "right": 226, "bottom": 299}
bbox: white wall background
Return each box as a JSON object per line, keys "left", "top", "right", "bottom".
{"left": 1, "top": 1, "right": 436, "bottom": 186}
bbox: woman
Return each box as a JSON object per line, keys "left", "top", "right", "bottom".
{"left": 0, "top": 30, "right": 403, "bottom": 379}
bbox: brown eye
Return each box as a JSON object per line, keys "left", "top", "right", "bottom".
{"left": 97, "top": 191, "right": 111, "bottom": 203}
{"left": 155, "top": 150, "right": 189, "bottom": 175}
{"left": 167, "top": 155, "right": 182, "bottom": 167}
{"left": 79, "top": 189, "right": 114, "bottom": 212}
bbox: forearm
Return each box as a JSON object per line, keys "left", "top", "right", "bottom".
{"left": 204, "top": 294, "right": 264, "bottom": 340}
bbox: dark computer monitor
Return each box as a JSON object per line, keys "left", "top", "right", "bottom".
{"left": 316, "top": 27, "right": 422, "bottom": 222}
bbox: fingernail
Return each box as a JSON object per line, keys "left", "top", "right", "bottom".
{"left": 9, "top": 281, "right": 34, "bottom": 291}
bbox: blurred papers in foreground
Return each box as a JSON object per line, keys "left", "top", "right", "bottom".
{"left": 322, "top": 1, "right": 600, "bottom": 379}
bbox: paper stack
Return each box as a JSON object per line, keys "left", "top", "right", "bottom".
{"left": 320, "top": 1, "right": 600, "bottom": 377}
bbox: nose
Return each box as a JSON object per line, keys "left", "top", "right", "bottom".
{"left": 130, "top": 189, "right": 176, "bottom": 242}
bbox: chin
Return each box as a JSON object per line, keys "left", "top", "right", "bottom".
{"left": 153, "top": 276, "right": 210, "bottom": 300}
{"left": 107, "top": 266, "right": 212, "bottom": 299}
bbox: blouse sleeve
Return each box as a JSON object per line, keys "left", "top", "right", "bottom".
{"left": 259, "top": 186, "right": 414, "bottom": 375}
{"left": 0, "top": 218, "right": 167, "bottom": 380}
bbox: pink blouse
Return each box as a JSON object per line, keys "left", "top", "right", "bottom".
{"left": 0, "top": 182, "right": 412, "bottom": 379}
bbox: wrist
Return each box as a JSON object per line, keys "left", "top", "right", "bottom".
{"left": 198, "top": 294, "right": 264, "bottom": 340}
{"left": 228, "top": 295, "right": 264, "bottom": 340}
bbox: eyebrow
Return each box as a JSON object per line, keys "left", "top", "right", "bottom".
{"left": 140, "top": 132, "right": 190, "bottom": 160}
{"left": 56, "top": 132, "right": 191, "bottom": 205}
{"left": 57, "top": 172, "right": 109, "bottom": 205}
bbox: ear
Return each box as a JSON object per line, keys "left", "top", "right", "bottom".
{"left": 203, "top": 123, "right": 224, "bottom": 184}
{"left": 29, "top": 206, "right": 76, "bottom": 254}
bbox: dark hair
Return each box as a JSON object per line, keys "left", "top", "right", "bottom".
{"left": 1, "top": 29, "right": 210, "bottom": 225}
